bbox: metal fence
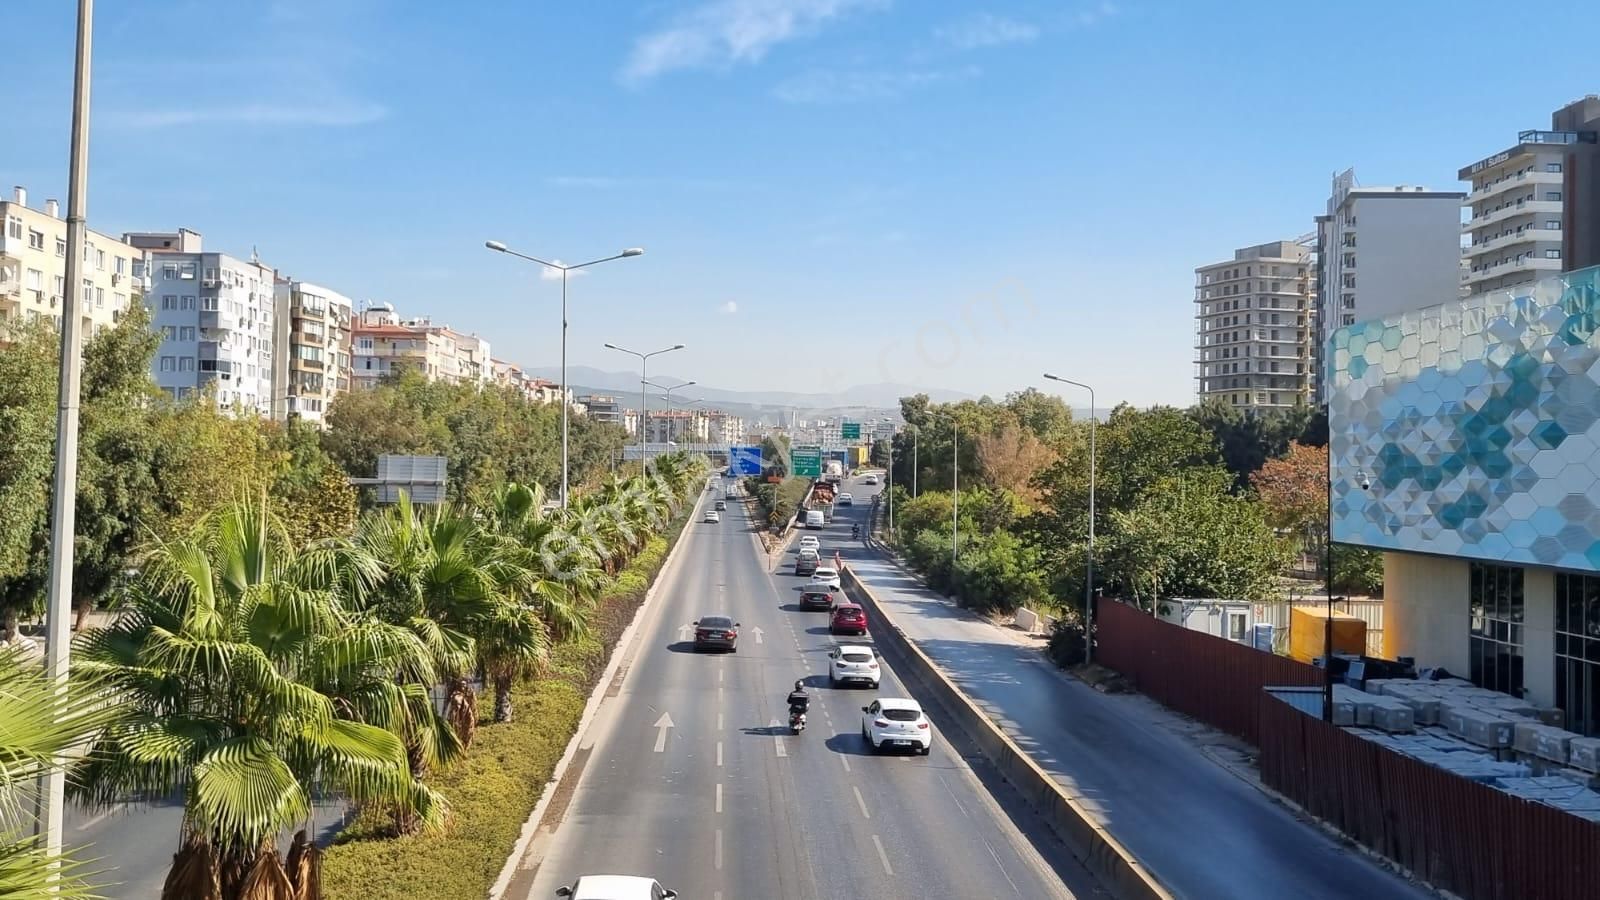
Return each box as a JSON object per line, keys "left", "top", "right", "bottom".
{"left": 1095, "top": 599, "right": 1322, "bottom": 746}
{"left": 1258, "top": 692, "right": 1600, "bottom": 900}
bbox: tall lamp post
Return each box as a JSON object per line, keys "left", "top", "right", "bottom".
{"left": 1044, "top": 373, "right": 1097, "bottom": 664}
{"left": 605, "top": 342, "right": 684, "bottom": 460}
{"left": 485, "top": 241, "right": 643, "bottom": 507}
{"left": 38, "top": 0, "right": 95, "bottom": 861}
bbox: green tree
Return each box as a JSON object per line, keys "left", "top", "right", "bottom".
{"left": 0, "top": 322, "right": 59, "bottom": 638}
{"left": 1188, "top": 399, "right": 1320, "bottom": 488}
{"left": 72, "top": 500, "right": 443, "bottom": 899}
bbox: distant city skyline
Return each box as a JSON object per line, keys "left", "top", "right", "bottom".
{"left": 7, "top": 1, "right": 1600, "bottom": 406}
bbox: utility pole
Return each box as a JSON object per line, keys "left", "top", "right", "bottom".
{"left": 39, "top": 0, "right": 95, "bottom": 862}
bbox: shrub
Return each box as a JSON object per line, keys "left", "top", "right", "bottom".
{"left": 1046, "top": 615, "right": 1089, "bottom": 668}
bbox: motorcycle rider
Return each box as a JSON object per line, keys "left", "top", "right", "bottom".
{"left": 787, "top": 679, "right": 810, "bottom": 725}
{"left": 852, "top": 523, "right": 860, "bottom": 540}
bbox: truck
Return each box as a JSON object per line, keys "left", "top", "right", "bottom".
{"left": 847, "top": 446, "right": 869, "bottom": 469}
{"left": 824, "top": 460, "right": 844, "bottom": 483}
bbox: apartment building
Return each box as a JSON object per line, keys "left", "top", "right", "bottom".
{"left": 351, "top": 305, "right": 494, "bottom": 390}
{"left": 642, "top": 409, "right": 711, "bottom": 444}
{"left": 1193, "top": 239, "right": 1316, "bottom": 410}
{"left": 1314, "top": 169, "right": 1466, "bottom": 400}
{"left": 707, "top": 411, "right": 746, "bottom": 445}
{"left": 492, "top": 359, "right": 572, "bottom": 406}
{"left": 1, "top": 186, "right": 140, "bottom": 337}
{"left": 579, "top": 394, "right": 624, "bottom": 426}
{"left": 1460, "top": 96, "right": 1600, "bottom": 297}
{"left": 125, "top": 229, "right": 279, "bottom": 412}
{"left": 273, "top": 280, "right": 353, "bottom": 424}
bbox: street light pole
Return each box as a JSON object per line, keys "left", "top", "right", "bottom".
{"left": 485, "top": 241, "right": 643, "bottom": 507}
{"left": 1044, "top": 373, "right": 1097, "bottom": 664}
{"left": 605, "top": 343, "right": 684, "bottom": 462}
{"left": 39, "top": 0, "right": 95, "bottom": 861}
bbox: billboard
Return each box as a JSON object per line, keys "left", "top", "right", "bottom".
{"left": 1329, "top": 266, "right": 1600, "bottom": 571}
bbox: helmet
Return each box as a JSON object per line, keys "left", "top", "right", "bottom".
{"left": 794, "top": 679, "right": 804, "bottom": 691}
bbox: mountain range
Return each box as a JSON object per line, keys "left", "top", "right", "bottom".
{"left": 524, "top": 366, "right": 975, "bottom": 419}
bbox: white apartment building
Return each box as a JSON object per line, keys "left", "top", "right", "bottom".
{"left": 1314, "top": 169, "right": 1466, "bottom": 399}
{"left": 1, "top": 186, "right": 140, "bottom": 338}
{"left": 642, "top": 409, "right": 711, "bottom": 444}
{"left": 1460, "top": 96, "right": 1600, "bottom": 296}
{"left": 273, "top": 279, "right": 353, "bottom": 424}
{"left": 1193, "top": 239, "right": 1316, "bottom": 411}
{"left": 351, "top": 305, "right": 493, "bottom": 390}
{"left": 125, "top": 230, "right": 280, "bottom": 412}
{"left": 707, "top": 411, "right": 746, "bottom": 445}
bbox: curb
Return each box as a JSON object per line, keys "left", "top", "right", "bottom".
{"left": 840, "top": 564, "right": 1174, "bottom": 900}
{"left": 487, "top": 489, "right": 707, "bottom": 900}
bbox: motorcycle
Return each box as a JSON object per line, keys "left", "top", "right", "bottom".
{"left": 789, "top": 710, "right": 807, "bottom": 734}
{"left": 852, "top": 524, "right": 860, "bottom": 540}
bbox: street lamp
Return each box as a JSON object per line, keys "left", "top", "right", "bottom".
{"left": 605, "top": 342, "right": 684, "bottom": 460}
{"left": 485, "top": 241, "right": 643, "bottom": 508}
{"left": 1044, "top": 373, "right": 1097, "bottom": 664}
{"left": 645, "top": 380, "right": 696, "bottom": 444}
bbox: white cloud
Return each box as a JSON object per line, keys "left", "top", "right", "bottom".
{"left": 1072, "top": 1, "right": 1119, "bottom": 28}
{"left": 774, "top": 65, "right": 978, "bottom": 103}
{"left": 112, "top": 102, "right": 388, "bottom": 129}
{"left": 720, "top": 301, "right": 739, "bottom": 314}
{"left": 621, "top": 0, "right": 890, "bottom": 83}
{"left": 934, "top": 13, "right": 1039, "bottom": 50}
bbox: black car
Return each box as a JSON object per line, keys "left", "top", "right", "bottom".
{"left": 693, "top": 616, "right": 740, "bottom": 652}
{"left": 800, "top": 587, "right": 834, "bottom": 611}
{"left": 715, "top": 500, "right": 726, "bottom": 510}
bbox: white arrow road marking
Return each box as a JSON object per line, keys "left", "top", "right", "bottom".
{"left": 770, "top": 718, "right": 787, "bottom": 757}
{"left": 750, "top": 626, "right": 764, "bottom": 644}
{"left": 653, "top": 712, "right": 674, "bottom": 753}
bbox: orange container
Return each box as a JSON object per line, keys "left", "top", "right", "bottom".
{"left": 1289, "top": 605, "right": 1366, "bottom": 663}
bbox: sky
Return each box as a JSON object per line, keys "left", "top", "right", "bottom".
{"left": 7, "top": 0, "right": 1600, "bottom": 409}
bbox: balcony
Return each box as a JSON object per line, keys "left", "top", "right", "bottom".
{"left": 293, "top": 303, "right": 326, "bottom": 320}
{"left": 1462, "top": 255, "right": 1564, "bottom": 286}
{"left": 199, "top": 309, "right": 237, "bottom": 331}
{"left": 1463, "top": 227, "right": 1563, "bottom": 258}
{"left": 1518, "top": 129, "right": 1596, "bottom": 146}
{"left": 1468, "top": 169, "right": 1562, "bottom": 201}
{"left": 1464, "top": 199, "right": 1561, "bottom": 231}
{"left": 293, "top": 356, "right": 326, "bottom": 372}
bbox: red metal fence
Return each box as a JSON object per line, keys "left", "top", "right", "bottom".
{"left": 1094, "top": 599, "right": 1322, "bottom": 745}
{"left": 1096, "top": 599, "right": 1600, "bottom": 900}
{"left": 1259, "top": 692, "right": 1600, "bottom": 900}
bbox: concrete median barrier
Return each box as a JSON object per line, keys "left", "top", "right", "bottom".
{"left": 841, "top": 565, "right": 1173, "bottom": 900}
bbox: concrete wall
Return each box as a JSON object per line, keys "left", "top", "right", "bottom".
{"left": 1354, "top": 195, "right": 1467, "bottom": 323}
{"left": 1382, "top": 552, "right": 1470, "bottom": 673}
{"left": 1522, "top": 567, "right": 1556, "bottom": 708}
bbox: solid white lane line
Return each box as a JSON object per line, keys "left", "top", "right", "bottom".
{"left": 771, "top": 719, "right": 787, "bottom": 757}
{"left": 716, "top": 783, "right": 723, "bottom": 813}
{"left": 872, "top": 834, "right": 894, "bottom": 876}
{"left": 77, "top": 809, "right": 115, "bottom": 831}
{"left": 840, "top": 755, "right": 851, "bottom": 772}
{"left": 853, "top": 785, "right": 871, "bottom": 820}
{"left": 717, "top": 741, "right": 724, "bottom": 766}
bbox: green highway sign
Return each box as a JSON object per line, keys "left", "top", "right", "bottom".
{"left": 792, "top": 445, "right": 823, "bottom": 478}
{"left": 841, "top": 422, "right": 861, "bottom": 441}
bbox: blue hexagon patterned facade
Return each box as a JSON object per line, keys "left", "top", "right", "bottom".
{"left": 1330, "top": 266, "right": 1600, "bottom": 571}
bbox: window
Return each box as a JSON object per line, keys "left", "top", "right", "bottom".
{"left": 179, "top": 263, "right": 197, "bottom": 280}
{"left": 181, "top": 295, "right": 196, "bottom": 310}
{"left": 25, "top": 268, "right": 43, "bottom": 290}
{"left": 1547, "top": 191, "right": 1563, "bottom": 202}
{"left": 95, "top": 249, "right": 105, "bottom": 270}
{"left": 159, "top": 356, "right": 175, "bottom": 372}
{"left": 27, "top": 229, "right": 44, "bottom": 250}
{"left": 1469, "top": 563, "right": 1524, "bottom": 696}
{"left": 53, "top": 275, "right": 65, "bottom": 296}
{"left": 179, "top": 357, "right": 195, "bottom": 372}
{"left": 179, "top": 326, "right": 196, "bottom": 341}
{"left": 1555, "top": 572, "right": 1600, "bottom": 736}
{"left": 1545, "top": 249, "right": 1563, "bottom": 259}
{"left": 1547, "top": 162, "right": 1564, "bottom": 173}
{"left": 113, "top": 292, "right": 126, "bottom": 308}
{"left": 5, "top": 216, "right": 20, "bottom": 239}
{"left": 56, "top": 239, "right": 66, "bottom": 258}
{"left": 162, "top": 326, "right": 176, "bottom": 339}
{"left": 161, "top": 295, "right": 177, "bottom": 310}
{"left": 115, "top": 256, "right": 127, "bottom": 275}
{"left": 81, "top": 279, "right": 92, "bottom": 303}
{"left": 94, "top": 287, "right": 104, "bottom": 308}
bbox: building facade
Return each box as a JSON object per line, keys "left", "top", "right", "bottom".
{"left": 1, "top": 186, "right": 140, "bottom": 338}
{"left": 1194, "top": 239, "right": 1316, "bottom": 410}
{"left": 351, "top": 305, "right": 489, "bottom": 390}
{"left": 126, "top": 230, "right": 279, "bottom": 412}
{"left": 579, "top": 394, "right": 624, "bottom": 426}
{"left": 642, "top": 409, "right": 711, "bottom": 444}
{"left": 1329, "top": 265, "right": 1600, "bottom": 734}
{"left": 1315, "top": 170, "right": 1466, "bottom": 401}
{"left": 707, "top": 411, "right": 746, "bottom": 445}
{"left": 273, "top": 280, "right": 353, "bottom": 424}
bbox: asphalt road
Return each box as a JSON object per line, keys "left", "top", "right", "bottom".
{"left": 846, "top": 496, "right": 1434, "bottom": 899}
{"left": 519, "top": 475, "right": 1100, "bottom": 899}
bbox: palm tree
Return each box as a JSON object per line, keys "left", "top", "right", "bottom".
{"left": 71, "top": 499, "right": 443, "bottom": 900}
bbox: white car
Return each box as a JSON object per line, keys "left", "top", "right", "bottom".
{"left": 829, "top": 645, "right": 880, "bottom": 688}
{"left": 703, "top": 510, "right": 720, "bottom": 523}
{"left": 798, "top": 536, "right": 820, "bottom": 552}
{"left": 556, "top": 875, "right": 677, "bottom": 900}
{"left": 862, "top": 473, "right": 879, "bottom": 485}
{"left": 837, "top": 492, "right": 854, "bottom": 506}
{"left": 811, "top": 566, "right": 841, "bottom": 592}
{"left": 861, "top": 697, "right": 932, "bottom": 754}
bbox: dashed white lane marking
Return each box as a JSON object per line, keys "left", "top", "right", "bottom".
{"left": 719, "top": 668, "right": 725, "bottom": 683}
{"left": 872, "top": 834, "right": 894, "bottom": 875}
{"left": 716, "top": 783, "right": 723, "bottom": 813}
{"left": 770, "top": 719, "right": 787, "bottom": 757}
{"left": 715, "top": 828, "right": 723, "bottom": 869}
{"left": 716, "top": 741, "right": 724, "bottom": 766}
{"left": 853, "top": 785, "right": 871, "bottom": 820}
{"left": 717, "top": 712, "right": 724, "bottom": 731}
{"left": 840, "top": 755, "right": 851, "bottom": 772}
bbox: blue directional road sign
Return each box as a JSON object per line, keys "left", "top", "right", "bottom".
{"left": 730, "top": 445, "right": 764, "bottom": 476}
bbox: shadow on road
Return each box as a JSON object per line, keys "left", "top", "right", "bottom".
{"left": 740, "top": 724, "right": 790, "bottom": 737}
{"left": 823, "top": 732, "right": 876, "bottom": 756}
{"left": 666, "top": 641, "right": 736, "bottom": 654}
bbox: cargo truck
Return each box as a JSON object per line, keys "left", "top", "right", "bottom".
{"left": 824, "top": 459, "right": 844, "bottom": 483}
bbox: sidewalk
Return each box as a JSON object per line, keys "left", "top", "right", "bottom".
{"left": 843, "top": 545, "right": 1432, "bottom": 900}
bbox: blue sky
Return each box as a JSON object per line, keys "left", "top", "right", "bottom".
{"left": 6, "top": 0, "right": 1600, "bottom": 408}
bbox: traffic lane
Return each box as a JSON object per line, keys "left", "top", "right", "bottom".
{"left": 845, "top": 552, "right": 1430, "bottom": 900}
{"left": 764, "top": 559, "right": 1091, "bottom": 900}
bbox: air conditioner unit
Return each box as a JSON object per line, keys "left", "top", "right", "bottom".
{"left": 111, "top": 273, "right": 122, "bottom": 285}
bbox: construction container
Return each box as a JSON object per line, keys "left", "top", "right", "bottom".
{"left": 1289, "top": 606, "right": 1367, "bottom": 664}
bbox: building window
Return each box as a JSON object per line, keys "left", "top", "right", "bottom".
{"left": 27, "top": 229, "right": 45, "bottom": 250}
{"left": 1556, "top": 572, "right": 1600, "bottom": 736}
{"left": 94, "top": 287, "right": 105, "bottom": 308}
{"left": 1547, "top": 163, "right": 1564, "bottom": 173}
{"left": 179, "top": 357, "right": 194, "bottom": 372}
{"left": 179, "top": 326, "right": 196, "bottom": 341}
{"left": 1547, "top": 192, "right": 1563, "bottom": 202}
{"left": 159, "top": 356, "right": 175, "bottom": 372}
{"left": 161, "top": 295, "right": 177, "bottom": 310}
{"left": 56, "top": 239, "right": 67, "bottom": 258}
{"left": 1546, "top": 249, "right": 1563, "bottom": 259}
{"left": 181, "top": 295, "right": 196, "bottom": 310}
{"left": 5, "top": 216, "right": 20, "bottom": 239}
{"left": 1469, "top": 562, "right": 1525, "bottom": 697}
{"left": 1547, "top": 220, "right": 1563, "bottom": 230}
{"left": 162, "top": 326, "right": 176, "bottom": 339}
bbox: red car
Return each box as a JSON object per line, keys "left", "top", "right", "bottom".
{"left": 830, "top": 603, "right": 868, "bottom": 636}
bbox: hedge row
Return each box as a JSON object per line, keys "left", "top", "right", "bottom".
{"left": 320, "top": 509, "right": 693, "bottom": 900}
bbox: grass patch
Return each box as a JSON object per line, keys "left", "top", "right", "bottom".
{"left": 321, "top": 502, "right": 695, "bottom": 899}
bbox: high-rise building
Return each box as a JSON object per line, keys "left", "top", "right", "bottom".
{"left": 707, "top": 411, "right": 745, "bottom": 444}
{"left": 125, "top": 229, "right": 279, "bottom": 412}
{"left": 1314, "top": 170, "right": 1466, "bottom": 400}
{"left": 1193, "top": 239, "right": 1317, "bottom": 410}
{"left": 1460, "top": 96, "right": 1600, "bottom": 297}
{"left": 273, "top": 280, "right": 353, "bottom": 424}
{"left": 643, "top": 409, "right": 711, "bottom": 444}
{"left": 1, "top": 186, "right": 141, "bottom": 338}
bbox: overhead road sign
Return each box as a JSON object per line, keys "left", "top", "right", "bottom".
{"left": 730, "top": 445, "right": 764, "bottom": 475}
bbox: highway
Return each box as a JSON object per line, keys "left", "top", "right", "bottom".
{"left": 516, "top": 476, "right": 1100, "bottom": 899}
